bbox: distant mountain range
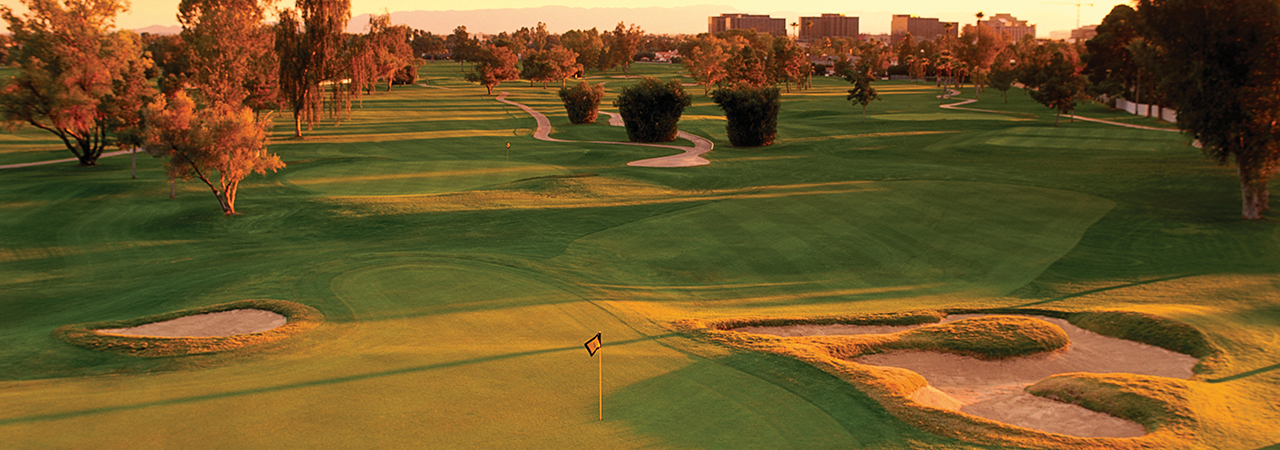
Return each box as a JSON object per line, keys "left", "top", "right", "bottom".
{"left": 345, "top": 5, "right": 743, "bottom": 36}
{"left": 133, "top": 24, "right": 182, "bottom": 35}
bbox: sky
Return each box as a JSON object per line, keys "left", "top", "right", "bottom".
{"left": 1, "top": 0, "right": 1128, "bottom": 37}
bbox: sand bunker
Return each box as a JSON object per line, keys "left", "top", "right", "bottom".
{"left": 744, "top": 314, "right": 1199, "bottom": 438}
{"left": 98, "top": 309, "right": 287, "bottom": 338}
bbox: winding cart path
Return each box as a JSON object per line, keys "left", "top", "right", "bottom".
{"left": 496, "top": 92, "right": 713, "bottom": 168}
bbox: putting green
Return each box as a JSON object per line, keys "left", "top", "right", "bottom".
{"left": 555, "top": 180, "right": 1114, "bottom": 302}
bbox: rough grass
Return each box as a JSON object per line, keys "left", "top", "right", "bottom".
{"left": 1069, "top": 310, "right": 1217, "bottom": 359}
{"left": 890, "top": 315, "right": 1070, "bottom": 359}
{"left": 54, "top": 299, "right": 323, "bottom": 357}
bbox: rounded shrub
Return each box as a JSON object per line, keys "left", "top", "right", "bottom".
{"left": 612, "top": 77, "right": 691, "bottom": 143}
{"left": 558, "top": 81, "right": 605, "bottom": 124}
{"left": 712, "top": 86, "right": 781, "bottom": 147}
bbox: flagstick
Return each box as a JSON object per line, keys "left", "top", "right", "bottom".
{"left": 598, "top": 335, "right": 603, "bottom": 421}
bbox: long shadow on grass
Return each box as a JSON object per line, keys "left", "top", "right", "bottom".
{"left": 1207, "top": 362, "right": 1280, "bottom": 383}
{"left": 610, "top": 352, "right": 964, "bottom": 449}
{"left": 0, "top": 335, "right": 670, "bottom": 426}
{"left": 1013, "top": 272, "right": 1205, "bottom": 307}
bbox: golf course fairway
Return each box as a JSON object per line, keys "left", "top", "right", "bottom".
{"left": 1, "top": 62, "right": 1276, "bottom": 449}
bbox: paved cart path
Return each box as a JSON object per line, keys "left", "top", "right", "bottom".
{"left": 496, "top": 92, "right": 713, "bottom": 168}
{"left": 940, "top": 89, "right": 1179, "bottom": 132}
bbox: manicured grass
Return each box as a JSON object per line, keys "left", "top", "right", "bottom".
{"left": 0, "top": 61, "right": 1276, "bottom": 449}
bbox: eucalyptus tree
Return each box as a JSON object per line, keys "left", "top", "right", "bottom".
{"left": 274, "top": 0, "right": 352, "bottom": 137}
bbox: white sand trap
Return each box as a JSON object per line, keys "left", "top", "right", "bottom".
{"left": 98, "top": 309, "right": 287, "bottom": 338}
{"left": 742, "top": 314, "right": 1199, "bottom": 438}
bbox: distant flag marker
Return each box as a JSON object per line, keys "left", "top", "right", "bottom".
{"left": 584, "top": 332, "right": 601, "bottom": 356}
{"left": 584, "top": 332, "right": 602, "bottom": 420}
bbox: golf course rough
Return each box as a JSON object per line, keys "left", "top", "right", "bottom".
{"left": 54, "top": 299, "right": 322, "bottom": 357}
{"left": 889, "top": 315, "right": 1070, "bottom": 359}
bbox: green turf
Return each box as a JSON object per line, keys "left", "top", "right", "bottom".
{"left": 0, "top": 61, "right": 1276, "bottom": 449}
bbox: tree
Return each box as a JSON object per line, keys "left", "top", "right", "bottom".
{"left": 447, "top": 26, "right": 480, "bottom": 70}
{"left": 682, "top": 35, "right": 730, "bottom": 95}
{"left": 274, "top": 0, "right": 352, "bottom": 138}
{"left": 465, "top": 44, "right": 519, "bottom": 95}
{"left": 771, "top": 37, "right": 807, "bottom": 92}
{"left": 723, "top": 41, "right": 769, "bottom": 88}
{"left": 845, "top": 60, "right": 881, "bottom": 123}
{"left": 958, "top": 23, "right": 1008, "bottom": 98}
{"left": 613, "top": 77, "right": 691, "bottom": 143}
{"left": 353, "top": 14, "right": 415, "bottom": 93}
{"left": 0, "top": 34, "right": 10, "bottom": 65}
{"left": 1136, "top": 0, "right": 1280, "bottom": 219}
{"left": 561, "top": 28, "right": 604, "bottom": 72}
{"left": 519, "top": 50, "right": 556, "bottom": 88}
{"left": 177, "top": 0, "right": 277, "bottom": 110}
{"left": 713, "top": 86, "right": 780, "bottom": 147}
{"left": 546, "top": 45, "right": 582, "bottom": 87}
{"left": 988, "top": 57, "right": 1018, "bottom": 103}
{"left": 1022, "top": 50, "right": 1086, "bottom": 126}
{"left": 142, "top": 92, "right": 284, "bottom": 215}
{"left": 144, "top": 33, "right": 192, "bottom": 94}
{"left": 608, "top": 22, "right": 642, "bottom": 73}
{"left": 559, "top": 81, "right": 604, "bottom": 124}
{"left": 411, "top": 29, "right": 446, "bottom": 60}
{"left": 1083, "top": 5, "right": 1140, "bottom": 102}
{"left": 0, "top": 0, "right": 156, "bottom": 166}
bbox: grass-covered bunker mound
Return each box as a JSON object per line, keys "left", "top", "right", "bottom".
{"left": 54, "top": 299, "right": 323, "bottom": 357}
{"left": 890, "top": 315, "right": 1070, "bottom": 359}
{"left": 690, "top": 308, "right": 1217, "bottom": 449}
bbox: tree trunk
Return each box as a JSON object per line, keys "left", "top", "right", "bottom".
{"left": 131, "top": 147, "right": 137, "bottom": 179}
{"left": 1240, "top": 167, "right": 1270, "bottom": 219}
{"left": 293, "top": 112, "right": 303, "bottom": 138}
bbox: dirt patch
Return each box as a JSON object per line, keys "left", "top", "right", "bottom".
{"left": 741, "top": 314, "right": 1198, "bottom": 438}
{"left": 98, "top": 309, "right": 287, "bottom": 337}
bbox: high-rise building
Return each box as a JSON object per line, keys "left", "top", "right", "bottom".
{"left": 708, "top": 13, "right": 788, "bottom": 37}
{"left": 798, "top": 14, "right": 859, "bottom": 43}
{"left": 891, "top": 15, "right": 959, "bottom": 43}
{"left": 1070, "top": 25, "right": 1098, "bottom": 43}
{"left": 981, "top": 13, "right": 1037, "bottom": 42}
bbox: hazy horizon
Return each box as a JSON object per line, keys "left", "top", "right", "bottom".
{"left": 0, "top": 0, "right": 1126, "bottom": 38}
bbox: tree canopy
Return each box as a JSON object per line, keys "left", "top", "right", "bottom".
{"left": 1136, "top": 0, "right": 1280, "bottom": 219}
{"left": 142, "top": 92, "right": 284, "bottom": 215}
{"left": 274, "top": 0, "right": 351, "bottom": 137}
{"left": 177, "top": 0, "right": 277, "bottom": 110}
{"left": 0, "top": 0, "right": 155, "bottom": 165}
{"left": 465, "top": 44, "right": 519, "bottom": 95}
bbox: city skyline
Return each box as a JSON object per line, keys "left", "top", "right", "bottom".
{"left": 0, "top": 0, "right": 1124, "bottom": 38}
